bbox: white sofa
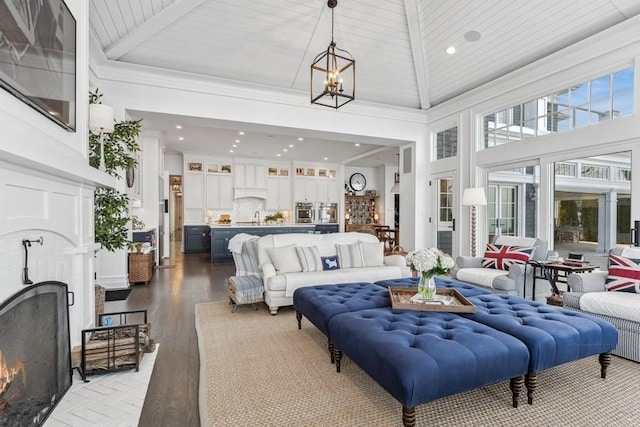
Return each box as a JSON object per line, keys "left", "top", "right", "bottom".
{"left": 565, "top": 247, "right": 640, "bottom": 362}
{"left": 257, "top": 232, "right": 411, "bottom": 314}
{"left": 451, "top": 235, "right": 549, "bottom": 297}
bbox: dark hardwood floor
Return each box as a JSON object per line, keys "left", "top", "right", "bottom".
{"left": 105, "top": 239, "right": 234, "bottom": 427}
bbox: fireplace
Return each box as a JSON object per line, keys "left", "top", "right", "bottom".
{"left": 0, "top": 282, "right": 72, "bottom": 427}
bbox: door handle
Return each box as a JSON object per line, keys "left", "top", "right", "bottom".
{"left": 451, "top": 218, "right": 455, "bottom": 231}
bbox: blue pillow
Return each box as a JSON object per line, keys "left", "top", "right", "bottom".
{"left": 321, "top": 255, "right": 340, "bottom": 271}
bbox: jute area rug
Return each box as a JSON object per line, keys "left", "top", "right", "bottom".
{"left": 195, "top": 301, "right": 640, "bottom": 426}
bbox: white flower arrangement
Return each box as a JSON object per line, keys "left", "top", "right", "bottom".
{"left": 406, "top": 248, "right": 454, "bottom": 276}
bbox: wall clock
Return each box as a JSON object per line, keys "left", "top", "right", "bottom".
{"left": 349, "top": 172, "right": 366, "bottom": 191}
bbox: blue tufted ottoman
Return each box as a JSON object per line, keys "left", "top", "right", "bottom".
{"left": 328, "top": 307, "right": 530, "bottom": 427}
{"left": 462, "top": 293, "right": 618, "bottom": 404}
{"left": 293, "top": 282, "right": 390, "bottom": 362}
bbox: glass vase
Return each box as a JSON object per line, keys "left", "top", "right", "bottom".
{"left": 418, "top": 273, "right": 436, "bottom": 300}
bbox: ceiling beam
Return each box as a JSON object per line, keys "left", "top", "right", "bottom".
{"left": 609, "top": 0, "right": 640, "bottom": 18}
{"left": 105, "top": 0, "right": 211, "bottom": 60}
{"left": 404, "top": 0, "right": 431, "bottom": 110}
{"left": 342, "top": 146, "right": 397, "bottom": 165}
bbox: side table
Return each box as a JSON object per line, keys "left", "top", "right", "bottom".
{"left": 526, "top": 260, "right": 596, "bottom": 301}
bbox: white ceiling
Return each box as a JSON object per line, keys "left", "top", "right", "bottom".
{"left": 89, "top": 0, "right": 640, "bottom": 167}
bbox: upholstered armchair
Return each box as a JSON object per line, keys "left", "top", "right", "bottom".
{"left": 564, "top": 247, "right": 640, "bottom": 362}
{"left": 451, "top": 235, "right": 548, "bottom": 297}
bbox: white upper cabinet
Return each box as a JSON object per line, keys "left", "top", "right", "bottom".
{"left": 266, "top": 177, "right": 291, "bottom": 210}
{"left": 206, "top": 174, "right": 234, "bottom": 210}
{"left": 235, "top": 162, "right": 266, "bottom": 189}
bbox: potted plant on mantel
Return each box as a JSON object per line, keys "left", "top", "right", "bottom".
{"left": 89, "top": 89, "right": 142, "bottom": 252}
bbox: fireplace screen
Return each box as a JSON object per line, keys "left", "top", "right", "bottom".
{"left": 0, "top": 281, "right": 72, "bottom": 426}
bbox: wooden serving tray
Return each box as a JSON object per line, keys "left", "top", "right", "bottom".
{"left": 388, "top": 287, "right": 476, "bottom": 313}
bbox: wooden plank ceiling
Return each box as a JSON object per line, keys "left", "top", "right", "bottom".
{"left": 90, "top": 0, "right": 640, "bottom": 110}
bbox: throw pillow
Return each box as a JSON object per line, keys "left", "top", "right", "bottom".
{"left": 359, "top": 241, "right": 384, "bottom": 267}
{"left": 336, "top": 243, "right": 363, "bottom": 269}
{"left": 267, "top": 245, "right": 302, "bottom": 273}
{"left": 482, "top": 244, "right": 534, "bottom": 270}
{"left": 605, "top": 253, "right": 640, "bottom": 293}
{"left": 321, "top": 255, "right": 340, "bottom": 271}
{"left": 296, "top": 246, "right": 323, "bottom": 272}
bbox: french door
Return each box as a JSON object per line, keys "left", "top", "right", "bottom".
{"left": 435, "top": 177, "right": 455, "bottom": 256}
{"left": 488, "top": 184, "right": 518, "bottom": 241}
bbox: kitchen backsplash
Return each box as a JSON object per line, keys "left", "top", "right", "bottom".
{"left": 208, "top": 197, "right": 289, "bottom": 223}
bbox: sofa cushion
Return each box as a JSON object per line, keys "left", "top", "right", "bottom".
{"left": 455, "top": 267, "right": 509, "bottom": 289}
{"left": 580, "top": 291, "right": 640, "bottom": 323}
{"left": 605, "top": 252, "right": 640, "bottom": 293}
{"left": 482, "top": 244, "right": 533, "bottom": 270}
{"left": 296, "top": 246, "right": 323, "bottom": 272}
{"left": 321, "top": 255, "right": 340, "bottom": 270}
{"left": 267, "top": 245, "right": 302, "bottom": 273}
{"left": 336, "top": 243, "right": 363, "bottom": 269}
{"left": 359, "top": 241, "right": 384, "bottom": 267}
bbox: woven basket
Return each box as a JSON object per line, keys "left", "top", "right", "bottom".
{"left": 128, "top": 253, "right": 153, "bottom": 284}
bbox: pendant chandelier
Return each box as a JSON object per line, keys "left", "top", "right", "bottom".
{"left": 310, "top": 0, "right": 355, "bottom": 109}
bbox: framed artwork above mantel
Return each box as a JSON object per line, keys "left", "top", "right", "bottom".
{"left": 0, "top": 0, "right": 77, "bottom": 131}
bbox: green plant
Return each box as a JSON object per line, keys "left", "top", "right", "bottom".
{"left": 90, "top": 89, "right": 142, "bottom": 252}
{"left": 89, "top": 90, "right": 142, "bottom": 176}
{"left": 95, "top": 187, "right": 131, "bottom": 252}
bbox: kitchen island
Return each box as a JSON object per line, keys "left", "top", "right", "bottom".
{"left": 209, "top": 223, "right": 339, "bottom": 262}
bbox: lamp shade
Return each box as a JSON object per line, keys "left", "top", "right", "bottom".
{"left": 462, "top": 187, "right": 487, "bottom": 206}
{"left": 89, "top": 104, "right": 114, "bottom": 133}
{"left": 390, "top": 182, "right": 400, "bottom": 194}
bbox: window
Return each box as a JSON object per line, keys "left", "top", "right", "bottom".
{"left": 484, "top": 67, "right": 634, "bottom": 148}
{"left": 581, "top": 164, "right": 609, "bottom": 180}
{"left": 555, "top": 162, "right": 577, "bottom": 177}
{"left": 436, "top": 127, "right": 458, "bottom": 159}
{"left": 617, "top": 168, "right": 631, "bottom": 181}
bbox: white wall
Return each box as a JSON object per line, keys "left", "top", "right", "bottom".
{"left": 165, "top": 153, "right": 184, "bottom": 175}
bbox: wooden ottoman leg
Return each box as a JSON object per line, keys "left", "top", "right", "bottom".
{"left": 510, "top": 376, "right": 523, "bottom": 408}
{"left": 402, "top": 406, "right": 416, "bottom": 427}
{"left": 525, "top": 372, "right": 537, "bottom": 405}
{"left": 296, "top": 310, "right": 302, "bottom": 329}
{"left": 334, "top": 348, "right": 342, "bottom": 373}
{"left": 599, "top": 351, "right": 611, "bottom": 378}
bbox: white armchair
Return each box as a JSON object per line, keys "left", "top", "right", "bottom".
{"left": 564, "top": 247, "right": 640, "bottom": 362}
{"left": 451, "top": 235, "right": 548, "bottom": 297}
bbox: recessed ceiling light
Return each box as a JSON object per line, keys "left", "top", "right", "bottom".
{"left": 283, "top": 148, "right": 288, "bottom": 152}
{"left": 298, "top": 137, "right": 304, "bottom": 141}
{"left": 446, "top": 46, "right": 456, "bottom": 55}
{"left": 238, "top": 131, "right": 245, "bottom": 135}
{"left": 289, "top": 144, "right": 294, "bottom": 148}
{"left": 324, "top": 157, "right": 328, "bottom": 161}
{"left": 235, "top": 139, "right": 240, "bottom": 143}
{"left": 178, "top": 137, "right": 184, "bottom": 141}
{"left": 229, "top": 149, "right": 234, "bottom": 153}
{"left": 175, "top": 125, "right": 182, "bottom": 129}
{"left": 277, "top": 153, "right": 281, "bottom": 157}
{"left": 355, "top": 143, "right": 360, "bottom": 147}
{"left": 232, "top": 144, "right": 237, "bottom": 148}
{"left": 464, "top": 30, "right": 481, "bottom": 42}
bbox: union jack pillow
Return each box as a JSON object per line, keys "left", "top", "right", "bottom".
{"left": 482, "top": 244, "right": 534, "bottom": 271}
{"left": 605, "top": 254, "right": 640, "bottom": 293}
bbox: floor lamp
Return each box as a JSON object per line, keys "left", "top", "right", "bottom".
{"left": 89, "top": 104, "right": 115, "bottom": 171}
{"left": 462, "top": 187, "right": 487, "bottom": 257}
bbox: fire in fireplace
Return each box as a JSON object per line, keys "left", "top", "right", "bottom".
{"left": 0, "top": 282, "right": 72, "bottom": 427}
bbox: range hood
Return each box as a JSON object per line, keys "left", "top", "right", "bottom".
{"left": 234, "top": 187, "right": 268, "bottom": 200}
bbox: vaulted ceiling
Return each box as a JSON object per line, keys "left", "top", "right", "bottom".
{"left": 89, "top": 0, "right": 640, "bottom": 165}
